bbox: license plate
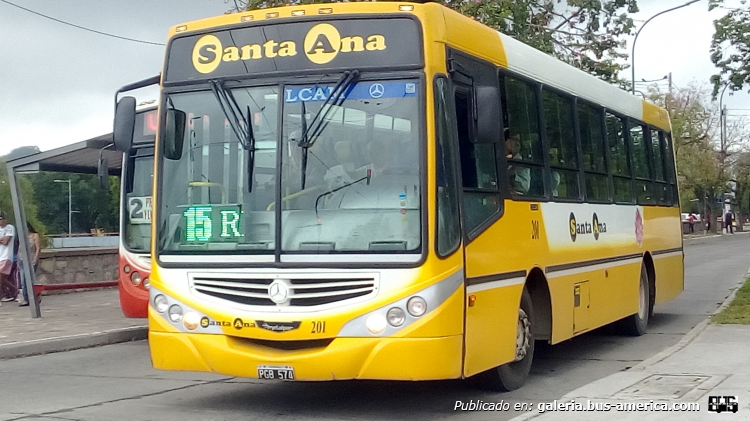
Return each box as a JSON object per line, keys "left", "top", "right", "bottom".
{"left": 258, "top": 365, "right": 295, "bottom": 381}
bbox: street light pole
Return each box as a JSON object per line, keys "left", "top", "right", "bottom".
{"left": 719, "top": 83, "right": 730, "bottom": 168}
{"left": 631, "top": 0, "right": 700, "bottom": 94}
{"left": 53, "top": 179, "right": 72, "bottom": 237}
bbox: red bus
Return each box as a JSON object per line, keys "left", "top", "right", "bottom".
{"left": 118, "top": 106, "right": 156, "bottom": 317}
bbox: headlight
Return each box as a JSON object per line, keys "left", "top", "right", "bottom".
{"left": 143, "top": 277, "right": 150, "bottom": 289}
{"left": 123, "top": 265, "right": 131, "bottom": 274}
{"left": 183, "top": 311, "right": 201, "bottom": 330}
{"left": 153, "top": 294, "right": 168, "bottom": 313}
{"left": 365, "top": 314, "right": 387, "bottom": 335}
{"left": 168, "top": 305, "right": 183, "bottom": 323}
{"left": 407, "top": 296, "right": 427, "bottom": 317}
{"left": 386, "top": 307, "right": 406, "bottom": 327}
{"left": 130, "top": 271, "right": 142, "bottom": 286}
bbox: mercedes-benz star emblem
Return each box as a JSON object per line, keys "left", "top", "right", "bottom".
{"left": 369, "top": 83, "right": 385, "bottom": 99}
{"left": 268, "top": 280, "right": 289, "bottom": 304}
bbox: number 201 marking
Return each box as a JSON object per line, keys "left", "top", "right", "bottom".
{"left": 311, "top": 321, "right": 326, "bottom": 334}
{"left": 531, "top": 220, "right": 540, "bottom": 240}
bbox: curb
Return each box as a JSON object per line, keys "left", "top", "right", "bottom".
{"left": 0, "top": 326, "right": 148, "bottom": 360}
{"left": 510, "top": 264, "right": 750, "bottom": 421}
{"left": 632, "top": 263, "right": 749, "bottom": 371}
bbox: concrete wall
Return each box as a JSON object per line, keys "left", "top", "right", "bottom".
{"left": 51, "top": 236, "right": 119, "bottom": 249}
{"left": 36, "top": 247, "right": 118, "bottom": 291}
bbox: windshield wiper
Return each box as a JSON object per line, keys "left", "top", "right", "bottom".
{"left": 210, "top": 80, "right": 256, "bottom": 191}
{"left": 314, "top": 170, "right": 371, "bottom": 220}
{"left": 299, "top": 69, "right": 360, "bottom": 189}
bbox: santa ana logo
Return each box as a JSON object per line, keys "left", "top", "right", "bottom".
{"left": 191, "top": 24, "right": 387, "bottom": 73}
{"left": 304, "top": 23, "right": 386, "bottom": 64}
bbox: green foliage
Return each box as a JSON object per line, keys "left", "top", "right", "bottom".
{"left": 0, "top": 158, "right": 46, "bottom": 234}
{"left": 645, "top": 83, "right": 731, "bottom": 217}
{"left": 709, "top": 1, "right": 750, "bottom": 98}
{"left": 29, "top": 172, "right": 120, "bottom": 235}
{"left": 237, "top": 0, "right": 639, "bottom": 85}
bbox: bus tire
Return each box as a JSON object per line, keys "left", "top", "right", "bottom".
{"left": 619, "top": 264, "right": 649, "bottom": 336}
{"left": 475, "top": 288, "right": 535, "bottom": 391}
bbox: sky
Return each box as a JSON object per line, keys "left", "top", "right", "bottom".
{"left": 0, "top": 0, "right": 747, "bottom": 157}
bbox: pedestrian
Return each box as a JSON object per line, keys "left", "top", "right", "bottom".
{"left": 0, "top": 211, "right": 16, "bottom": 307}
{"left": 19, "top": 222, "right": 41, "bottom": 307}
{"left": 688, "top": 213, "right": 696, "bottom": 233}
{"left": 726, "top": 211, "right": 734, "bottom": 234}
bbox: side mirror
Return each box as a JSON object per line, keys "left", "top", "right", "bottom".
{"left": 474, "top": 86, "right": 501, "bottom": 144}
{"left": 97, "top": 156, "right": 109, "bottom": 190}
{"left": 114, "top": 96, "right": 137, "bottom": 152}
{"left": 163, "top": 109, "right": 187, "bottom": 160}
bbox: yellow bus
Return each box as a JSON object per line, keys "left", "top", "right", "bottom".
{"left": 113, "top": 1, "right": 683, "bottom": 391}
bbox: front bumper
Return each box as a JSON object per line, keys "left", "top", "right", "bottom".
{"left": 149, "top": 330, "right": 463, "bottom": 380}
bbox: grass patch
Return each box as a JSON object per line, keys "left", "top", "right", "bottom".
{"left": 712, "top": 277, "right": 750, "bottom": 324}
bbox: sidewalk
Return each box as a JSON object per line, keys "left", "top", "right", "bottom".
{"left": 0, "top": 288, "right": 147, "bottom": 359}
{"left": 513, "top": 276, "right": 750, "bottom": 420}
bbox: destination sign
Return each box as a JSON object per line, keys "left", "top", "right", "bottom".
{"left": 165, "top": 18, "right": 422, "bottom": 82}
{"left": 182, "top": 205, "right": 243, "bottom": 243}
{"left": 284, "top": 81, "right": 417, "bottom": 103}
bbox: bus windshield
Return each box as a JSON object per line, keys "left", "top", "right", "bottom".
{"left": 157, "top": 79, "right": 422, "bottom": 258}
{"left": 124, "top": 152, "right": 154, "bottom": 253}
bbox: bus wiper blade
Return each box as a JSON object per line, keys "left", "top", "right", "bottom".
{"left": 210, "top": 80, "right": 256, "bottom": 192}
{"left": 298, "top": 69, "right": 360, "bottom": 189}
{"left": 314, "top": 169, "right": 371, "bottom": 220}
{"left": 210, "top": 80, "right": 255, "bottom": 151}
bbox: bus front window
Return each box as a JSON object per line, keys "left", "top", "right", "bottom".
{"left": 158, "top": 86, "right": 279, "bottom": 255}
{"left": 280, "top": 79, "right": 421, "bottom": 254}
{"left": 124, "top": 153, "right": 153, "bottom": 253}
{"left": 157, "top": 79, "right": 422, "bottom": 258}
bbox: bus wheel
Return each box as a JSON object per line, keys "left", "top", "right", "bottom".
{"left": 619, "top": 264, "right": 649, "bottom": 336}
{"left": 476, "top": 289, "right": 535, "bottom": 391}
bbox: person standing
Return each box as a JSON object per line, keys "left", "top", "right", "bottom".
{"left": 0, "top": 212, "right": 16, "bottom": 307}
{"left": 726, "top": 211, "right": 734, "bottom": 234}
{"left": 688, "top": 213, "right": 696, "bottom": 233}
{"left": 19, "top": 222, "right": 41, "bottom": 307}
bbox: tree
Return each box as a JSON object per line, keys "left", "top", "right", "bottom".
{"left": 709, "top": 0, "right": 750, "bottom": 98}
{"left": 645, "top": 83, "right": 735, "bottom": 218}
{"left": 0, "top": 157, "right": 46, "bottom": 235}
{"left": 30, "top": 172, "right": 120, "bottom": 235}
{"left": 236, "top": 0, "right": 639, "bottom": 85}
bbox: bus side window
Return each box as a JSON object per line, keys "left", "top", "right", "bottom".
{"left": 663, "top": 132, "right": 679, "bottom": 206}
{"left": 503, "top": 75, "right": 544, "bottom": 198}
{"left": 578, "top": 103, "right": 610, "bottom": 202}
{"left": 542, "top": 88, "right": 579, "bottom": 200}
{"left": 630, "top": 121, "right": 655, "bottom": 205}
{"left": 649, "top": 128, "right": 670, "bottom": 206}
{"left": 606, "top": 113, "right": 633, "bottom": 203}
{"left": 434, "top": 77, "right": 461, "bottom": 257}
{"left": 455, "top": 88, "right": 501, "bottom": 234}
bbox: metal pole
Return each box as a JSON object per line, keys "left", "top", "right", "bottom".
{"left": 67, "top": 180, "right": 72, "bottom": 237}
{"left": 719, "top": 83, "right": 729, "bottom": 165}
{"left": 6, "top": 163, "right": 41, "bottom": 317}
{"left": 631, "top": 0, "right": 700, "bottom": 94}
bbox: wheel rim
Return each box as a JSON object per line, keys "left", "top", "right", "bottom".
{"left": 638, "top": 273, "right": 647, "bottom": 320}
{"left": 514, "top": 308, "right": 531, "bottom": 361}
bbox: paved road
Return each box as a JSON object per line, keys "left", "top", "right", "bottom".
{"left": 1, "top": 234, "right": 748, "bottom": 420}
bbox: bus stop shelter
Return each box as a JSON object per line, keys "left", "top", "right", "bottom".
{"left": 5, "top": 134, "right": 122, "bottom": 318}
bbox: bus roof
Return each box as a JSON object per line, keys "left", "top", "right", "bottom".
{"left": 165, "top": 1, "right": 670, "bottom": 131}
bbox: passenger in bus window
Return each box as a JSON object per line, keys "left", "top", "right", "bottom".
{"left": 551, "top": 171, "right": 561, "bottom": 197}
{"left": 505, "top": 130, "right": 530, "bottom": 195}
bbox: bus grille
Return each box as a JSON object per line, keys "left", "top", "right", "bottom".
{"left": 190, "top": 276, "right": 378, "bottom": 308}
